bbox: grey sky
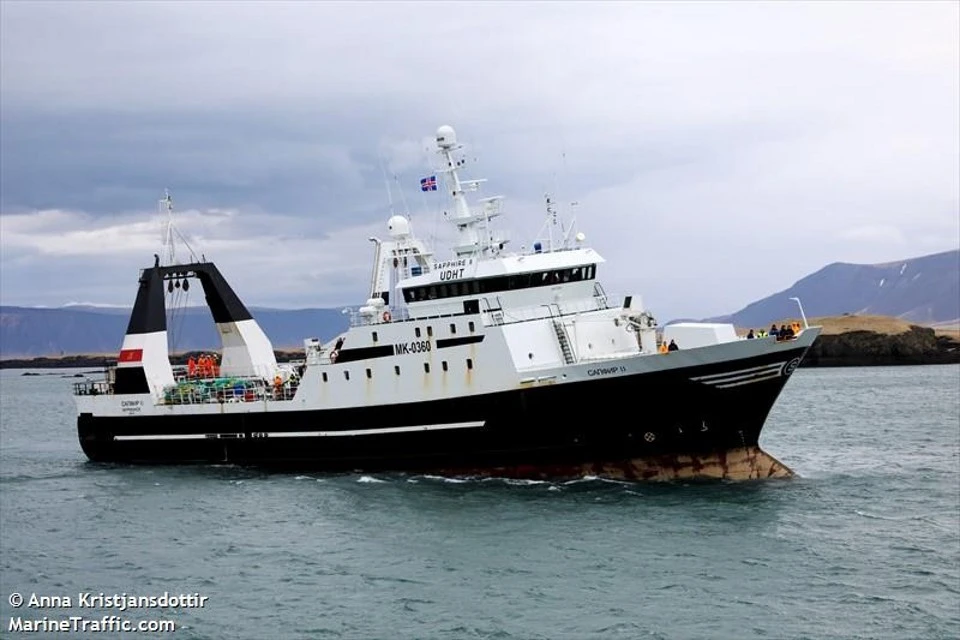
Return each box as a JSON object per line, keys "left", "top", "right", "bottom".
{"left": 1, "top": 1, "right": 957, "bottom": 321}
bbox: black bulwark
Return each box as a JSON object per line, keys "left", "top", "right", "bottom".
{"left": 124, "top": 260, "right": 254, "bottom": 335}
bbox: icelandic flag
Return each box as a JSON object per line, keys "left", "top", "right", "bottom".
{"left": 420, "top": 175, "right": 437, "bottom": 192}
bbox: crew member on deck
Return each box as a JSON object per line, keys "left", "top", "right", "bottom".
{"left": 668, "top": 339, "right": 679, "bottom": 352}
{"left": 659, "top": 341, "right": 668, "bottom": 354}
{"left": 187, "top": 356, "right": 196, "bottom": 378}
{"left": 769, "top": 324, "right": 779, "bottom": 339}
{"left": 747, "top": 329, "right": 755, "bottom": 339}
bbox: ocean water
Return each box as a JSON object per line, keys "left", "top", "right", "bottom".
{"left": 0, "top": 366, "right": 957, "bottom": 640}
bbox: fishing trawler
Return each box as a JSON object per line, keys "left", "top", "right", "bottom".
{"left": 74, "top": 125, "right": 821, "bottom": 480}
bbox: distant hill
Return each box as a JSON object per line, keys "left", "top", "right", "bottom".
{"left": 708, "top": 249, "right": 959, "bottom": 329}
{"left": 3, "top": 248, "right": 957, "bottom": 358}
{"left": 0, "top": 305, "right": 349, "bottom": 358}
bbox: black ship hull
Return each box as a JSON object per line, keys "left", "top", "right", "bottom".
{"left": 77, "top": 345, "right": 809, "bottom": 480}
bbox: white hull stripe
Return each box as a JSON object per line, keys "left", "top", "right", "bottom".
{"left": 690, "top": 362, "right": 786, "bottom": 387}
{"left": 113, "top": 421, "right": 485, "bottom": 442}
{"left": 712, "top": 371, "right": 783, "bottom": 388}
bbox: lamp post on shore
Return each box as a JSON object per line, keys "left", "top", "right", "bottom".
{"left": 789, "top": 297, "right": 808, "bottom": 329}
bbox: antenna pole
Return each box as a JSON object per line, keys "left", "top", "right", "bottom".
{"left": 395, "top": 174, "right": 411, "bottom": 216}
{"left": 378, "top": 157, "right": 395, "bottom": 217}
{"left": 159, "top": 189, "right": 176, "bottom": 266}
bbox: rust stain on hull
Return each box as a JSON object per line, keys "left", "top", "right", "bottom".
{"left": 436, "top": 446, "right": 795, "bottom": 482}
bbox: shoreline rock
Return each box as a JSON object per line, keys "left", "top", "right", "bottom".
{"left": 801, "top": 326, "right": 960, "bottom": 367}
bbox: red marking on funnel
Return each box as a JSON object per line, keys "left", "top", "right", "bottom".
{"left": 118, "top": 349, "right": 143, "bottom": 363}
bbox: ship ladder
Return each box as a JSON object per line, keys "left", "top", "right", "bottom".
{"left": 552, "top": 319, "right": 576, "bottom": 365}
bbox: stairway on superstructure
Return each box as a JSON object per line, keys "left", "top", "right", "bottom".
{"left": 552, "top": 319, "right": 576, "bottom": 364}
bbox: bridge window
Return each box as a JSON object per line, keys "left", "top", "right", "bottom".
{"left": 402, "top": 264, "right": 597, "bottom": 303}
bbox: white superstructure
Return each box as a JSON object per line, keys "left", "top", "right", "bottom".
{"left": 75, "top": 125, "right": 806, "bottom": 421}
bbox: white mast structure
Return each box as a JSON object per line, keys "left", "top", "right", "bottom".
{"left": 157, "top": 189, "right": 199, "bottom": 268}
{"left": 435, "top": 125, "right": 505, "bottom": 258}
{"left": 159, "top": 189, "right": 177, "bottom": 266}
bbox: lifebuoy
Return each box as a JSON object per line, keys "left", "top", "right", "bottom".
{"left": 382, "top": 311, "right": 392, "bottom": 322}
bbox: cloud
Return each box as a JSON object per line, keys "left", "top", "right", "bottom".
{"left": 1, "top": 1, "right": 957, "bottom": 320}
{"left": 838, "top": 225, "right": 907, "bottom": 244}
{"left": 0, "top": 204, "right": 440, "bottom": 308}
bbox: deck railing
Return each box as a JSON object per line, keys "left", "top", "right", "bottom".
{"left": 72, "top": 380, "right": 112, "bottom": 396}
{"left": 73, "top": 374, "right": 301, "bottom": 404}
{"left": 162, "top": 377, "right": 300, "bottom": 405}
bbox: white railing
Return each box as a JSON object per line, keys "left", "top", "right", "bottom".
{"left": 73, "top": 380, "right": 112, "bottom": 396}
{"left": 161, "top": 375, "right": 300, "bottom": 405}
{"left": 485, "top": 295, "right": 611, "bottom": 326}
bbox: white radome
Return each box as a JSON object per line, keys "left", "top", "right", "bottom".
{"left": 436, "top": 125, "right": 457, "bottom": 148}
{"left": 387, "top": 215, "right": 411, "bottom": 238}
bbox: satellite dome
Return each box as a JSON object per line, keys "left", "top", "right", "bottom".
{"left": 436, "top": 125, "right": 457, "bottom": 148}
{"left": 387, "top": 215, "right": 411, "bottom": 238}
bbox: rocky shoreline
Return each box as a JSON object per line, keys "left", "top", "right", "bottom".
{"left": 802, "top": 326, "right": 959, "bottom": 367}
{"left": 3, "top": 326, "right": 958, "bottom": 369}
